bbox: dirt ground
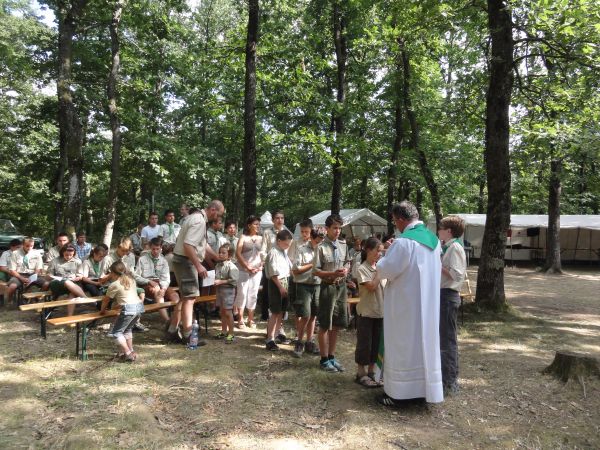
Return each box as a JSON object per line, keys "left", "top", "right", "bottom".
{"left": 1, "top": 265, "right": 599, "bottom": 449}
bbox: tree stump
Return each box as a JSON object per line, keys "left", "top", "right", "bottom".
{"left": 543, "top": 351, "right": 600, "bottom": 397}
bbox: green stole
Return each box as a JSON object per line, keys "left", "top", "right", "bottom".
{"left": 400, "top": 223, "right": 439, "bottom": 251}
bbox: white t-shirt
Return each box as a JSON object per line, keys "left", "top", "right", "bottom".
{"left": 141, "top": 225, "right": 160, "bottom": 242}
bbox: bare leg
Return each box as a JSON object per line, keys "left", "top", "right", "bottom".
{"left": 181, "top": 298, "right": 195, "bottom": 336}
{"left": 296, "top": 316, "right": 309, "bottom": 341}
{"left": 318, "top": 329, "right": 329, "bottom": 357}
{"left": 247, "top": 309, "right": 255, "bottom": 326}
{"left": 328, "top": 327, "right": 339, "bottom": 355}
{"left": 64, "top": 280, "right": 86, "bottom": 298}
{"left": 306, "top": 316, "right": 317, "bottom": 342}
{"left": 267, "top": 313, "right": 282, "bottom": 341}
{"left": 224, "top": 309, "right": 234, "bottom": 334}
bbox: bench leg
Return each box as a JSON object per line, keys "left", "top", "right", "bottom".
{"left": 76, "top": 323, "right": 80, "bottom": 357}
{"left": 80, "top": 323, "right": 89, "bottom": 361}
{"left": 202, "top": 304, "right": 209, "bottom": 334}
{"left": 460, "top": 297, "right": 464, "bottom": 325}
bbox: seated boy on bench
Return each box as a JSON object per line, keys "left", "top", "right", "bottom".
{"left": 6, "top": 237, "right": 46, "bottom": 303}
{"left": 134, "top": 237, "right": 180, "bottom": 328}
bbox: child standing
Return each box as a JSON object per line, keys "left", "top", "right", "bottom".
{"left": 354, "top": 237, "right": 385, "bottom": 387}
{"left": 214, "top": 243, "right": 239, "bottom": 343}
{"left": 264, "top": 229, "right": 293, "bottom": 351}
{"left": 100, "top": 261, "right": 144, "bottom": 362}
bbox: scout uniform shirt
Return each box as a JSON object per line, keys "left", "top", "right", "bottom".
{"left": 103, "top": 251, "right": 136, "bottom": 275}
{"left": 224, "top": 234, "right": 239, "bottom": 262}
{"left": 46, "top": 245, "right": 62, "bottom": 263}
{"left": 313, "top": 235, "right": 348, "bottom": 283}
{"left": 135, "top": 252, "right": 171, "bottom": 289}
{"left": 292, "top": 240, "right": 320, "bottom": 285}
{"left": 47, "top": 256, "right": 82, "bottom": 279}
{"left": 78, "top": 257, "right": 109, "bottom": 280}
{"left": 215, "top": 259, "right": 239, "bottom": 287}
{"left": 158, "top": 222, "right": 181, "bottom": 244}
{"left": 262, "top": 226, "right": 291, "bottom": 254}
{"left": 9, "top": 248, "right": 44, "bottom": 274}
{"left": 440, "top": 238, "right": 466, "bottom": 291}
{"left": 355, "top": 261, "right": 385, "bottom": 318}
{"left": 207, "top": 228, "right": 225, "bottom": 254}
{"left": 174, "top": 210, "right": 208, "bottom": 261}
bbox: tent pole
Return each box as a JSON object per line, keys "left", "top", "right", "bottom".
{"left": 573, "top": 227, "right": 580, "bottom": 262}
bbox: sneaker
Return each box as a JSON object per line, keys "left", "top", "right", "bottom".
{"left": 214, "top": 332, "right": 227, "bottom": 340}
{"left": 329, "top": 358, "right": 345, "bottom": 372}
{"left": 293, "top": 341, "right": 304, "bottom": 358}
{"left": 164, "top": 329, "right": 183, "bottom": 344}
{"left": 305, "top": 340, "right": 320, "bottom": 355}
{"left": 132, "top": 322, "right": 149, "bottom": 333}
{"left": 275, "top": 334, "right": 291, "bottom": 345}
{"left": 320, "top": 359, "right": 338, "bottom": 373}
{"left": 266, "top": 340, "right": 279, "bottom": 351}
{"left": 225, "top": 334, "right": 235, "bottom": 344}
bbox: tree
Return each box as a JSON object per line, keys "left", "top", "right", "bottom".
{"left": 55, "top": 0, "right": 88, "bottom": 236}
{"left": 475, "top": 0, "right": 514, "bottom": 311}
{"left": 243, "top": 0, "right": 259, "bottom": 218}
{"left": 102, "top": 0, "right": 124, "bottom": 247}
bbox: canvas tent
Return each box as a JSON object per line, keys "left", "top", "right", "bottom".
{"left": 427, "top": 214, "right": 600, "bottom": 262}
{"left": 295, "top": 209, "right": 388, "bottom": 240}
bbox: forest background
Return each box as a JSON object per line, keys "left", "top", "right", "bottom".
{"left": 1, "top": 1, "right": 598, "bottom": 263}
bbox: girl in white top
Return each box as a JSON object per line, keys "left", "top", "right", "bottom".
{"left": 234, "top": 215, "right": 265, "bottom": 329}
{"left": 100, "top": 261, "right": 144, "bottom": 362}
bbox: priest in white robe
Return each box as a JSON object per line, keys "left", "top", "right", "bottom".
{"left": 376, "top": 201, "right": 444, "bottom": 405}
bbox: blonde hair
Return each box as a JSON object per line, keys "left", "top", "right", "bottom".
{"left": 118, "top": 236, "right": 132, "bottom": 252}
{"left": 110, "top": 261, "right": 133, "bottom": 289}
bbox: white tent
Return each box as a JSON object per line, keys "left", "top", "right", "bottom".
{"left": 295, "top": 208, "right": 388, "bottom": 240}
{"left": 427, "top": 214, "right": 600, "bottom": 262}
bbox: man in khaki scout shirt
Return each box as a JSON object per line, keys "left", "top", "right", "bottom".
{"left": 171, "top": 200, "right": 224, "bottom": 345}
{"left": 313, "top": 214, "right": 349, "bottom": 373}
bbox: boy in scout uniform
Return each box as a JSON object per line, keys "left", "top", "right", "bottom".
{"left": 291, "top": 222, "right": 323, "bottom": 357}
{"left": 6, "top": 237, "right": 46, "bottom": 304}
{"left": 0, "top": 239, "right": 21, "bottom": 282}
{"left": 135, "top": 237, "right": 180, "bottom": 327}
{"left": 46, "top": 232, "right": 70, "bottom": 263}
{"left": 313, "top": 214, "right": 349, "bottom": 373}
{"left": 264, "top": 229, "right": 293, "bottom": 351}
{"left": 158, "top": 209, "right": 181, "bottom": 245}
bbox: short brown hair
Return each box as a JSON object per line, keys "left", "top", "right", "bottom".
{"left": 439, "top": 216, "right": 465, "bottom": 238}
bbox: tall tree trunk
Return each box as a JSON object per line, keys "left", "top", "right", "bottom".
{"left": 400, "top": 43, "right": 442, "bottom": 226}
{"left": 475, "top": 0, "right": 513, "bottom": 312}
{"left": 544, "top": 158, "right": 562, "bottom": 273}
{"left": 242, "top": 0, "right": 259, "bottom": 218}
{"left": 102, "top": 0, "right": 124, "bottom": 247}
{"left": 56, "top": 0, "right": 87, "bottom": 235}
{"left": 388, "top": 58, "right": 404, "bottom": 236}
{"left": 330, "top": 0, "right": 347, "bottom": 215}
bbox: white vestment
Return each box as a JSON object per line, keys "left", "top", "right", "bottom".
{"left": 376, "top": 222, "right": 443, "bottom": 403}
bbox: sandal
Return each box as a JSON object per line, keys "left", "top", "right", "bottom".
{"left": 355, "top": 374, "right": 379, "bottom": 388}
{"left": 376, "top": 393, "right": 400, "bottom": 407}
{"left": 368, "top": 372, "right": 384, "bottom": 387}
{"left": 236, "top": 322, "right": 246, "bottom": 330}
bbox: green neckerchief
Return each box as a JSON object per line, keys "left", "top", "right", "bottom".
{"left": 92, "top": 260, "right": 100, "bottom": 276}
{"left": 167, "top": 222, "right": 174, "bottom": 236}
{"left": 400, "top": 223, "right": 439, "bottom": 251}
{"left": 442, "top": 238, "right": 464, "bottom": 255}
{"left": 23, "top": 254, "right": 29, "bottom": 269}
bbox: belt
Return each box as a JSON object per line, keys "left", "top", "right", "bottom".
{"left": 322, "top": 277, "right": 345, "bottom": 286}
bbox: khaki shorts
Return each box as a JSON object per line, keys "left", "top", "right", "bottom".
{"left": 318, "top": 283, "right": 348, "bottom": 330}
{"left": 216, "top": 285, "right": 236, "bottom": 309}
{"left": 293, "top": 283, "right": 319, "bottom": 318}
{"left": 172, "top": 254, "right": 199, "bottom": 298}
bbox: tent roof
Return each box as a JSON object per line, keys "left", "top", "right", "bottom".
{"left": 309, "top": 209, "right": 388, "bottom": 228}
{"left": 440, "top": 214, "right": 600, "bottom": 231}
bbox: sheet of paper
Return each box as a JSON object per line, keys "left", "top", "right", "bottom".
{"left": 28, "top": 273, "right": 38, "bottom": 283}
{"left": 203, "top": 270, "right": 215, "bottom": 287}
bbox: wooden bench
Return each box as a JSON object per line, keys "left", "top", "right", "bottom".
{"left": 193, "top": 294, "right": 217, "bottom": 333}
{"left": 20, "top": 296, "right": 103, "bottom": 339}
{"left": 48, "top": 301, "right": 177, "bottom": 360}
{"left": 0, "top": 281, "right": 7, "bottom": 306}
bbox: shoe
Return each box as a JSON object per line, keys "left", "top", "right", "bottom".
{"left": 444, "top": 382, "right": 460, "bottom": 396}
{"left": 120, "top": 353, "right": 135, "bottom": 363}
{"left": 132, "top": 322, "right": 149, "bottom": 333}
{"left": 305, "top": 340, "right": 320, "bottom": 355}
{"left": 293, "top": 341, "right": 304, "bottom": 358}
{"left": 225, "top": 334, "right": 235, "bottom": 344}
{"left": 266, "top": 340, "right": 279, "bottom": 351}
{"left": 329, "top": 358, "right": 345, "bottom": 372}
{"left": 320, "top": 359, "right": 338, "bottom": 373}
{"left": 164, "top": 329, "right": 183, "bottom": 344}
{"left": 247, "top": 321, "right": 256, "bottom": 329}
{"left": 329, "top": 357, "right": 345, "bottom": 372}
{"left": 214, "top": 332, "right": 226, "bottom": 340}
{"left": 275, "top": 334, "right": 290, "bottom": 345}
